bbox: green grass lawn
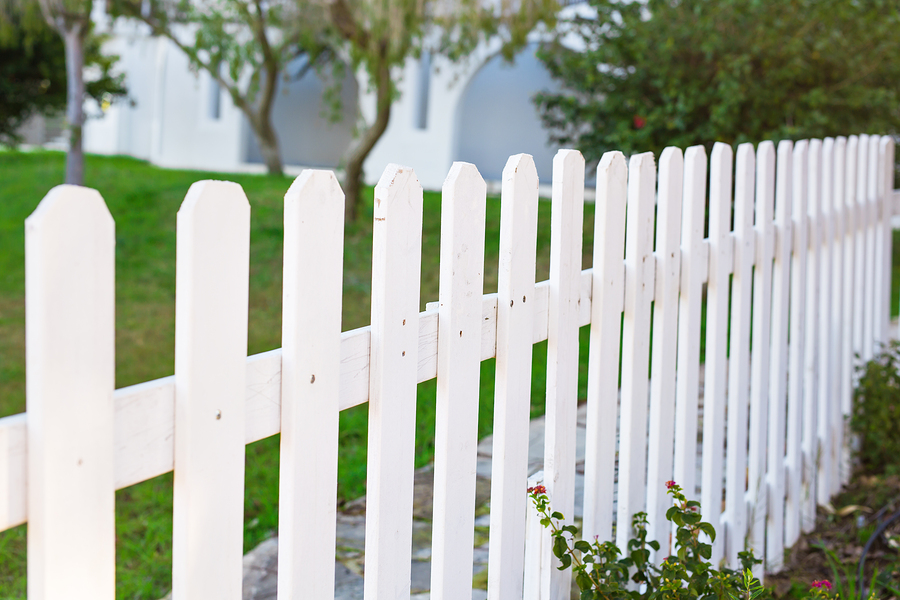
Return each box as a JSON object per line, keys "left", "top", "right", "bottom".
{"left": 0, "top": 151, "right": 595, "bottom": 598}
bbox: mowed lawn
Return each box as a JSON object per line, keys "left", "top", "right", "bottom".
{"left": 0, "top": 151, "right": 594, "bottom": 598}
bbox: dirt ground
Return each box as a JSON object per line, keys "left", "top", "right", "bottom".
{"left": 765, "top": 475, "right": 900, "bottom": 599}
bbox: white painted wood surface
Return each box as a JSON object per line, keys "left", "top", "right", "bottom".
{"left": 673, "top": 147, "right": 708, "bottom": 501}
{"left": 430, "top": 163, "right": 487, "bottom": 600}
{"left": 364, "top": 164, "right": 424, "bottom": 600}
{"left": 816, "top": 139, "right": 834, "bottom": 505}
{"left": 766, "top": 140, "right": 793, "bottom": 571}
{"left": 865, "top": 135, "right": 880, "bottom": 354}
{"left": 172, "top": 180, "right": 250, "bottom": 600}
{"left": 701, "top": 143, "right": 733, "bottom": 566}
{"left": 801, "top": 140, "right": 822, "bottom": 534}
{"left": 725, "top": 144, "right": 756, "bottom": 567}
{"left": 646, "top": 147, "right": 683, "bottom": 557}
{"left": 25, "top": 185, "right": 116, "bottom": 600}
{"left": 487, "top": 154, "right": 539, "bottom": 600}
{"left": 881, "top": 137, "right": 895, "bottom": 341}
{"left": 277, "top": 171, "right": 344, "bottom": 600}
{"left": 615, "top": 152, "right": 656, "bottom": 551}
{"left": 748, "top": 141, "right": 775, "bottom": 572}
{"left": 540, "top": 150, "right": 585, "bottom": 600}
{"left": 858, "top": 135, "right": 874, "bottom": 361}
{"left": 830, "top": 137, "right": 847, "bottom": 496}
{"left": 844, "top": 135, "right": 861, "bottom": 487}
{"left": 582, "top": 152, "right": 627, "bottom": 545}
{"left": 786, "top": 140, "right": 809, "bottom": 548}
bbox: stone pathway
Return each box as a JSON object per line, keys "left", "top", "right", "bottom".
{"left": 238, "top": 404, "right": 591, "bottom": 600}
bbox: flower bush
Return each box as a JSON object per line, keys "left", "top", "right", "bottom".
{"left": 528, "top": 480, "right": 767, "bottom": 600}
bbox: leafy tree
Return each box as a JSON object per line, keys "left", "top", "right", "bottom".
{"left": 114, "top": 0, "right": 333, "bottom": 176}
{"left": 0, "top": 8, "right": 127, "bottom": 148}
{"left": 325, "top": 0, "right": 558, "bottom": 220}
{"left": 534, "top": 0, "right": 900, "bottom": 166}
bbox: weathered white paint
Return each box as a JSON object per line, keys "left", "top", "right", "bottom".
{"left": 766, "top": 140, "right": 793, "bottom": 570}
{"left": 701, "top": 143, "right": 733, "bottom": 565}
{"left": 830, "top": 137, "right": 847, "bottom": 496}
{"left": 646, "top": 147, "right": 683, "bottom": 558}
{"left": 582, "top": 152, "right": 627, "bottom": 545}
{"left": 866, "top": 135, "right": 881, "bottom": 354}
{"left": 844, "top": 135, "right": 861, "bottom": 487}
{"left": 363, "top": 164, "right": 424, "bottom": 600}
{"left": 858, "top": 135, "right": 873, "bottom": 361}
{"left": 277, "top": 171, "right": 345, "bottom": 600}
{"left": 725, "top": 143, "right": 756, "bottom": 567}
{"left": 748, "top": 141, "right": 775, "bottom": 574}
{"left": 786, "top": 140, "right": 809, "bottom": 547}
{"left": 25, "top": 185, "right": 116, "bottom": 600}
{"left": 487, "top": 154, "right": 539, "bottom": 600}
{"left": 615, "top": 152, "right": 656, "bottom": 551}
{"left": 430, "top": 163, "right": 487, "bottom": 600}
{"left": 816, "top": 139, "right": 834, "bottom": 505}
{"left": 540, "top": 150, "right": 585, "bottom": 600}
{"left": 171, "top": 181, "right": 250, "bottom": 600}
{"left": 801, "top": 139, "right": 822, "bottom": 534}
{"left": 673, "top": 147, "right": 708, "bottom": 500}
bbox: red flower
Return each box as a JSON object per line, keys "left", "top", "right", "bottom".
{"left": 528, "top": 484, "right": 547, "bottom": 495}
{"left": 812, "top": 580, "right": 832, "bottom": 590}
{"left": 666, "top": 480, "right": 676, "bottom": 489}
{"left": 633, "top": 115, "right": 647, "bottom": 129}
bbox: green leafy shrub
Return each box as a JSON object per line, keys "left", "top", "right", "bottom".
{"left": 851, "top": 340, "right": 900, "bottom": 477}
{"left": 527, "top": 481, "right": 768, "bottom": 600}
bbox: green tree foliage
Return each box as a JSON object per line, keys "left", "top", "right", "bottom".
{"left": 534, "top": 0, "right": 900, "bottom": 165}
{"left": 321, "top": 0, "right": 559, "bottom": 220}
{"left": 1, "top": 0, "right": 126, "bottom": 182}
{"left": 114, "top": 0, "right": 332, "bottom": 177}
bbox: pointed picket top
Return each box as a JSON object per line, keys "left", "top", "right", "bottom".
{"left": 365, "top": 163, "right": 424, "bottom": 600}
{"left": 702, "top": 141, "right": 733, "bottom": 565}
{"left": 431, "top": 160, "right": 486, "bottom": 600}
{"left": 499, "top": 154, "right": 540, "bottom": 242}
{"left": 278, "top": 169, "right": 345, "bottom": 600}
{"left": 26, "top": 184, "right": 116, "bottom": 600}
{"left": 646, "top": 145, "right": 683, "bottom": 558}
{"left": 172, "top": 178, "right": 250, "bottom": 600}
{"left": 582, "top": 150, "right": 627, "bottom": 546}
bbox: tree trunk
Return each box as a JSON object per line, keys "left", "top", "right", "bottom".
{"left": 252, "top": 114, "right": 284, "bottom": 176}
{"left": 62, "top": 22, "right": 87, "bottom": 186}
{"left": 342, "top": 59, "right": 392, "bottom": 222}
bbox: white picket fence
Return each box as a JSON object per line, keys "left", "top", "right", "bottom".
{"left": 0, "top": 133, "right": 896, "bottom": 600}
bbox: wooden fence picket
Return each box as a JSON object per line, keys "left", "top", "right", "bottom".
{"left": 430, "top": 163, "right": 487, "bottom": 600}
{"left": 646, "top": 147, "right": 684, "bottom": 557}
{"left": 25, "top": 185, "right": 116, "bottom": 600}
{"left": 844, "top": 135, "right": 861, "bottom": 486}
{"left": 867, "top": 135, "right": 881, "bottom": 352}
{"left": 748, "top": 141, "right": 775, "bottom": 571}
{"left": 881, "top": 137, "right": 896, "bottom": 340}
{"left": 830, "top": 136, "right": 848, "bottom": 496}
{"left": 701, "top": 143, "right": 733, "bottom": 566}
{"left": 817, "top": 138, "right": 835, "bottom": 504}
{"left": 725, "top": 143, "right": 756, "bottom": 567}
{"left": 766, "top": 140, "right": 793, "bottom": 570}
{"left": 801, "top": 139, "right": 822, "bottom": 534}
{"left": 277, "top": 171, "right": 344, "bottom": 600}
{"left": 363, "top": 164, "right": 424, "bottom": 600}
{"left": 582, "top": 152, "right": 627, "bottom": 545}
{"left": 673, "top": 147, "right": 708, "bottom": 500}
{"left": 615, "top": 152, "right": 657, "bottom": 551}
{"left": 172, "top": 181, "right": 250, "bottom": 600}
{"left": 541, "top": 150, "right": 585, "bottom": 600}
{"left": 487, "top": 154, "right": 539, "bottom": 600}
{"left": 858, "top": 135, "right": 873, "bottom": 361}
{"left": 786, "top": 140, "right": 809, "bottom": 548}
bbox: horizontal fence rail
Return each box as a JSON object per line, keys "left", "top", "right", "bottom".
{"left": 0, "top": 134, "right": 896, "bottom": 599}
